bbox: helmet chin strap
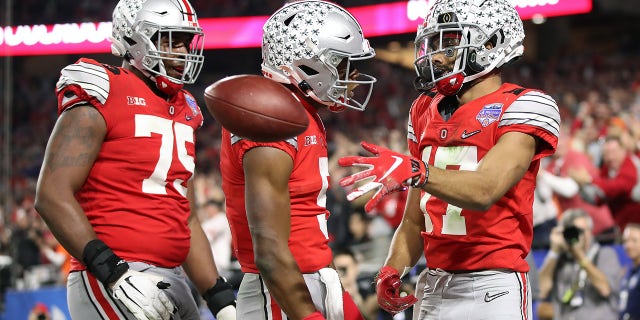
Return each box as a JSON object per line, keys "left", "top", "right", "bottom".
{"left": 155, "top": 76, "right": 184, "bottom": 96}
{"left": 302, "top": 85, "right": 342, "bottom": 112}
{"left": 294, "top": 77, "right": 339, "bottom": 111}
{"left": 279, "top": 65, "right": 343, "bottom": 112}
{"left": 435, "top": 73, "right": 464, "bottom": 96}
{"left": 328, "top": 102, "right": 346, "bottom": 112}
{"left": 130, "top": 58, "right": 184, "bottom": 96}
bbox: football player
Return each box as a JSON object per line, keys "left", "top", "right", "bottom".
{"left": 219, "top": 1, "right": 376, "bottom": 319}
{"left": 338, "top": 0, "right": 561, "bottom": 319}
{"left": 34, "top": 0, "right": 236, "bottom": 319}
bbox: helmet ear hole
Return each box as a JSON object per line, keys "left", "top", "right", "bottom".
{"left": 123, "top": 36, "right": 137, "bottom": 46}
{"left": 465, "top": 50, "right": 485, "bottom": 74}
{"left": 298, "top": 65, "right": 320, "bottom": 76}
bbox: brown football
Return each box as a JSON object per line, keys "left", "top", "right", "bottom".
{"left": 203, "top": 74, "right": 309, "bottom": 142}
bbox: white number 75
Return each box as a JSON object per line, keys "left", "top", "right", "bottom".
{"left": 135, "top": 114, "right": 195, "bottom": 196}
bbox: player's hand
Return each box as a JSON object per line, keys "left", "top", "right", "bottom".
{"left": 375, "top": 266, "right": 417, "bottom": 315}
{"left": 338, "top": 141, "right": 428, "bottom": 211}
{"left": 110, "top": 270, "right": 174, "bottom": 320}
{"left": 215, "top": 305, "right": 236, "bottom": 320}
{"left": 203, "top": 277, "right": 237, "bottom": 320}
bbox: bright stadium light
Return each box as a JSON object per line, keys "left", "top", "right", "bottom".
{"left": 0, "top": 0, "right": 592, "bottom": 56}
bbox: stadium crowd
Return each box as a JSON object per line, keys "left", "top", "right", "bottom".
{"left": 3, "top": 50, "right": 640, "bottom": 317}
{"left": 2, "top": 0, "right": 640, "bottom": 319}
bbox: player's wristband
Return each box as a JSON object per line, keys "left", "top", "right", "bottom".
{"left": 302, "top": 311, "right": 325, "bottom": 320}
{"left": 408, "top": 159, "right": 429, "bottom": 188}
{"left": 203, "top": 277, "right": 236, "bottom": 316}
{"left": 82, "top": 239, "right": 129, "bottom": 285}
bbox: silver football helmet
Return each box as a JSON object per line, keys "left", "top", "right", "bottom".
{"left": 111, "top": 0, "right": 205, "bottom": 88}
{"left": 261, "top": 1, "right": 376, "bottom": 112}
{"left": 414, "top": 0, "right": 525, "bottom": 95}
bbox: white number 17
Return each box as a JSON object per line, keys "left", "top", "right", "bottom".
{"left": 420, "top": 145, "right": 479, "bottom": 236}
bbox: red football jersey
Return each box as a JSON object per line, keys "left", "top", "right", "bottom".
{"left": 220, "top": 101, "right": 333, "bottom": 274}
{"left": 57, "top": 59, "right": 204, "bottom": 271}
{"left": 408, "top": 83, "right": 560, "bottom": 272}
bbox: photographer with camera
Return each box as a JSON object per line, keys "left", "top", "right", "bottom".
{"left": 538, "top": 208, "right": 622, "bottom": 320}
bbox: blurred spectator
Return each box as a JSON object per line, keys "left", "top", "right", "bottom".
{"left": 619, "top": 223, "right": 640, "bottom": 320}
{"left": 333, "top": 247, "right": 377, "bottom": 319}
{"left": 33, "top": 231, "right": 71, "bottom": 285}
{"left": 367, "top": 129, "right": 410, "bottom": 230}
{"left": 347, "top": 207, "right": 373, "bottom": 257}
{"left": 344, "top": 207, "right": 391, "bottom": 275}
{"left": 368, "top": 189, "right": 408, "bottom": 230}
{"left": 27, "top": 302, "right": 51, "bottom": 320}
{"left": 540, "top": 125, "right": 617, "bottom": 243}
{"left": 199, "top": 199, "right": 233, "bottom": 279}
{"left": 11, "top": 199, "right": 42, "bottom": 282}
{"left": 533, "top": 158, "right": 561, "bottom": 250}
{"left": 570, "top": 134, "right": 640, "bottom": 232}
{"left": 328, "top": 132, "right": 362, "bottom": 250}
{"left": 538, "top": 208, "right": 622, "bottom": 320}
{"left": 0, "top": 225, "right": 12, "bottom": 310}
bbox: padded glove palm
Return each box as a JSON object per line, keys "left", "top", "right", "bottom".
{"left": 339, "top": 141, "right": 428, "bottom": 211}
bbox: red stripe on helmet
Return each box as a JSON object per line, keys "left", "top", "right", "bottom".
{"left": 179, "top": 0, "right": 196, "bottom": 24}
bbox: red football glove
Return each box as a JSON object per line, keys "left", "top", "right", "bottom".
{"left": 375, "top": 266, "right": 418, "bottom": 315}
{"left": 338, "top": 141, "right": 429, "bottom": 212}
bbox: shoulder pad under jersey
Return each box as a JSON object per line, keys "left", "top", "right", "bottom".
{"left": 56, "top": 59, "right": 111, "bottom": 110}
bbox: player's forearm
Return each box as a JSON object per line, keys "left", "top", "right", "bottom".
{"left": 385, "top": 217, "right": 424, "bottom": 273}
{"left": 34, "top": 193, "right": 96, "bottom": 260}
{"left": 423, "top": 166, "right": 513, "bottom": 211}
{"left": 183, "top": 218, "right": 220, "bottom": 293}
{"left": 385, "top": 189, "right": 424, "bottom": 272}
{"left": 255, "top": 248, "right": 317, "bottom": 319}
{"left": 421, "top": 131, "right": 534, "bottom": 211}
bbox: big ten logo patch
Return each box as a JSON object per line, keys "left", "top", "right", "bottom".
{"left": 305, "top": 135, "right": 318, "bottom": 146}
{"left": 127, "top": 96, "right": 146, "bottom": 106}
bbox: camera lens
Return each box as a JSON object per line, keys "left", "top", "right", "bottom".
{"left": 562, "top": 226, "right": 582, "bottom": 244}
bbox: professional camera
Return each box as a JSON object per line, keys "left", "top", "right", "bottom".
{"left": 562, "top": 225, "right": 583, "bottom": 245}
